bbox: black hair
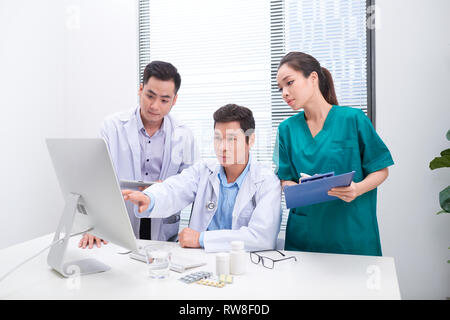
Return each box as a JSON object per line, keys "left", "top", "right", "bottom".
{"left": 213, "top": 104, "right": 255, "bottom": 143}
{"left": 279, "top": 52, "right": 338, "bottom": 105}
{"left": 142, "top": 61, "right": 181, "bottom": 94}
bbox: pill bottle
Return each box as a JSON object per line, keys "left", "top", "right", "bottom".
{"left": 215, "top": 252, "right": 230, "bottom": 276}
{"left": 229, "top": 241, "right": 246, "bottom": 275}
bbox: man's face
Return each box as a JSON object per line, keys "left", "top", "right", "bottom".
{"left": 138, "top": 77, "right": 178, "bottom": 126}
{"left": 214, "top": 121, "right": 254, "bottom": 167}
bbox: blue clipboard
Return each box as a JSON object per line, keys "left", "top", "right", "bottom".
{"left": 284, "top": 171, "right": 355, "bottom": 209}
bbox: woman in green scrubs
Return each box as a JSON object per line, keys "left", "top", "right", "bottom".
{"left": 274, "top": 52, "right": 394, "bottom": 256}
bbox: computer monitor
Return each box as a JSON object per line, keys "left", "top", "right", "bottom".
{"left": 46, "top": 138, "right": 137, "bottom": 277}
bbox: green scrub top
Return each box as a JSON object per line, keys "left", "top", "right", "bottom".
{"left": 274, "top": 105, "right": 394, "bottom": 256}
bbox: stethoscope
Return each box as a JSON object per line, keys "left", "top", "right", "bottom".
{"left": 188, "top": 185, "right": 217, "bottom": 227}
{"left": 205, "top": 178, "right": 217, "bottom": 211}
{"left": 206, "top": 200, "right": 216, "bottom": 211}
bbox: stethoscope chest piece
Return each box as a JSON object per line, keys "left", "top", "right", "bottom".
{"left": 206, "top": 201, "right": 216, "bottom": 211}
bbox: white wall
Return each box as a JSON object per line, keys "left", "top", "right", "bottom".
{"left": 0, "top": 0, "right": 138, "bottom": 249}
{"left": 376, "top": 0, "right": 450, "bottom": 299}
{"left": 62, "top": 0, "right": 139, "bottom": 138}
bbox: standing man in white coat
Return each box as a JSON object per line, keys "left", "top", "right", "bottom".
{"left": 122, "top": 104, "right": 282, "bottom": 252}
{"left": 79, "top": 61, "right": 197, "bottom": 248}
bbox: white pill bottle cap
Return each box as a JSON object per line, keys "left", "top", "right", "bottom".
{"left": 216, "top": 252, "right": 230, "bottom": 276}
{"left": 230, "top": 240, "right": 245, "bottom": 251}
{"left": 229, "top": 241, "right": 246, "bottom": 275}
{"left": 216, "top": 252, "right": 230, "bottom": 261}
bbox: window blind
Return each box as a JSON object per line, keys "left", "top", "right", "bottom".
{"left": 272, "top": 0, "right": 369, "bottom": 129}
{"left": 140, "top": 0, "right": 273, "bottom": 228}
{"left": 138, "top": 0, "right": 150, "bottom": 85}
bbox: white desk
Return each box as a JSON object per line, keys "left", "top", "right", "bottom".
{"left": 0, "top": 233, "right": 401, "bottom": 300}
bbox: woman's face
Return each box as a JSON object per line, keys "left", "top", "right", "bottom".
{"left": 277, "top": 63, "right": 316, "bottom": 110}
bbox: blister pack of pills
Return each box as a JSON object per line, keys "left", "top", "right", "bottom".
{"left": 218, "top": 274, "right": 233, "bottom": 284}
{"left": 196, "top": 279, "right": 225, "bottom": 288}
{"left": 195, "top": 274, "right": 234, "bottom": 288}
{"left": 179, "top": 271, "right": 212, "bottom": 284}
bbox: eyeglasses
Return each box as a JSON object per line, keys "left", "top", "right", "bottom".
{"left": 250, "top": 250, "right": 297, "bottom": 269}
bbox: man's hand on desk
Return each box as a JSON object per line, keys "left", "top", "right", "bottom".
{"left": 78, "top": 233, "right": 108, "bottom": 249}
{"left": 122, "top": 189, "right": 150, "bottom": 213}
{"left": 178, "top": 228, "right": 201, "bottom": 248}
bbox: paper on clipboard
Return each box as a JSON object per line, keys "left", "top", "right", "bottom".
{"left": 284, "top": 171, "right": 355, "bottom": 208}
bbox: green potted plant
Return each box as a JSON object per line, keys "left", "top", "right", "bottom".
{"left": 429, "top": 129, "right": 450, "bottom": 265}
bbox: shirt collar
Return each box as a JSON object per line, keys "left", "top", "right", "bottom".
{"left": 136, "top": 108, "right": 145, "bottom": 132}
{"left": 218, "top": 154, "right": 252, "bottom": 188}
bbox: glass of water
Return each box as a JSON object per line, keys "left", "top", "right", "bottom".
{"left": 144, "top": 244, "right": 172, "bottom": 279}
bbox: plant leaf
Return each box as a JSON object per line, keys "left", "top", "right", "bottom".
{"left": 438, "top": 186, "right": 450, "bottom": 213}
{"left": 446, "top": 129, "right": 450, "bottom": 141}
{"left": 441, "top": 149, "right": 450, "bottom": 157}
{"left": 429, "top": 155, "right": 450, "bottom": 170}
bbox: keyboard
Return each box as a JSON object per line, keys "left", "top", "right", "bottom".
{"left": 129, "top": 248, "right": 207, "bottom": 273}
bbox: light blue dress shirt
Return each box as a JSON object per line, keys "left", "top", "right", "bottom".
{"left": 138, "top": 158, "right": 251, "bottom": 247}
{"left": 198, "top": 159, "right": 251, "bottom": 247}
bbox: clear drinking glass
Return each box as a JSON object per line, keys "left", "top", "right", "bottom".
{"left": 144, "top": 244, "right": 172, "bottom": 279}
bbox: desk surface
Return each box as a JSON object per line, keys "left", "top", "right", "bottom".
{"left": 0, "top": 234, "right": 401, "bottom": 300}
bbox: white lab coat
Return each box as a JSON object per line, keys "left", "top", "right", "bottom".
{"left": 100, "top": 106, "right": 198, "bottom": 241}
{"left": 142, "top": 157, "right": 282, "bottom": 252}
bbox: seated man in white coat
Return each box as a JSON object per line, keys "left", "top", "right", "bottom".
{"left": 79, "top": 61, "right": 197, "bottom": 248}
{"left": 122, "top": 104, "right": 282, "bottom": 252}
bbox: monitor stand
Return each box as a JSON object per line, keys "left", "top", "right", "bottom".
{"left": 47, "top": 193, "right": 111, "bottom": 277}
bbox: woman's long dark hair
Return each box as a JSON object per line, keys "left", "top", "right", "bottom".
{"left": 279, "top": 52, "right": 338, "bottom": 106}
